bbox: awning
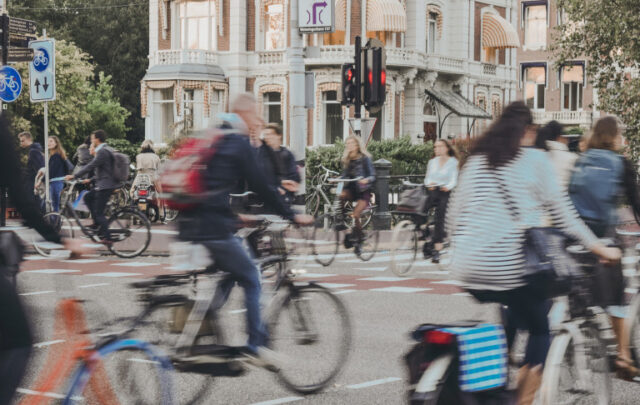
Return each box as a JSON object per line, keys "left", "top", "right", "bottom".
{"left": 368, "top": 0, "right": 406, "bottom": 32}
{"left": 425, "top": 87, "right": 492, "bottom": 119}
{"left": 482, "top": 12, "right": 520, "bottom": 49}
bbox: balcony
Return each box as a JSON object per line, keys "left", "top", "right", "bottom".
{"left": 426, "top": 54, "right": 466, "bottom": 75}
{"left": 532, "top": 110, "right": 594, "bottom": 127}
{"left": 151, "top": 49, "right": 218, "bottom": 66}
{"left": 305, "top": 46, "right": 425, "bottom": 68}
{"left": 258, "top": 50, "right": 286, "bottom": 65}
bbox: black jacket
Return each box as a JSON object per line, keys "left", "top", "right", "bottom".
{"left": 342, "top": 155, "right": 376, "bottom": 185}
{"left": 48, "top": 154, "right": 66, "bottom": 179}
{"left": 73, "top": 144, "right": 120, "bottom": 190}
{"left": 275, "top": 147, "right": 301, "bottom": 183}
{"left": 26, "top": 142, "right": 44, "bottom": 187}
{"left": 178, "top": 121, "right": 294, "bottom": 241}
{"left": 0, "top": 116, "right": 60, "bottom": 243}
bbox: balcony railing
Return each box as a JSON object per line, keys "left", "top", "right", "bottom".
{"left": 482, "top": 63, "right": 497, "bottom": 76}
{"left": 151, "top": 49, "right": 218, "bottom": 66}
{"left": 532, "top": 110, "right": 593, "bottom": 126}
{"left": 258, "top": 50, "right": 286, "bottom": 65}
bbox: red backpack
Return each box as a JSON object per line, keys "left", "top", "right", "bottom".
{"left": 158, "top": 128, "right": 233, "bottom": 210}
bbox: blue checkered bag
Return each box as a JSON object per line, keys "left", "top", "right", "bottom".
{"left": 440, "top": 323, "right": 508, "bottom": 392}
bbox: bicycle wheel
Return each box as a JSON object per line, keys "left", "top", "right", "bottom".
{"left": 305, "top": 190, "right": 321, "bottom": 216}
{"left": 390, "top": 220, "right": 418, "bottom": 276}
{"left": 268, "top": 284, "right": 351, "bottom": 394}
{"left": 64, "top": 339, "right": 173, "bottom": 405}
{"left": 311, "top": 214, "right": 339, "bottom": 266}
{"left": 357, "top": 225, "right": 379, "bottom": 262}
{"left": 163, "top": 208, "right": 179, "bottom": 222}
{"left": 106, "top": 188, "right": 130, "bottom": 217}
{"left": 106, "top": 208, "right": 151, "bottom": 258}
{"left": 540, "top": 325, "right": 610, "bottom": 405}
{"left": 33, "top": 212, "right": 74, "bottom": 257}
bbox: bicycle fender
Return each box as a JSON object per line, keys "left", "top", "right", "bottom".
{"left": 411, "top": 352, "right": 455, "bottom": 401}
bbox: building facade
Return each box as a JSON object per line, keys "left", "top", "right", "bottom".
{"left": 142, "top": 0, "right": 521, "bottom": 148}
{"left": 516, "top": 0, "right": 596, "bottom": 128}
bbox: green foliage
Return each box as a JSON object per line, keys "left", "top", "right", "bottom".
{"left": 306, "top": 137, "right": 434, "bottom": 185}
{"left": 83, "top": 72, "right": 131, "bottom": 139}
{"left": 554, "top": 0, "right": 640, "bottom": 159}
{"left": 108, "top": 138, "right": 139, "bottom": 162}
{"left": 564, "top": 126, "right": 584, "bottom": 136}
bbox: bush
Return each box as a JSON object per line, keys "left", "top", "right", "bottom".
{"left": 108, "top": 138, "right": 139, "bottom": 162}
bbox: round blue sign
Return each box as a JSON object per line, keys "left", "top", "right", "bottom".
{"left": 33, "top": 48, "right": 49, "bottom": 72}
{"left": 0, "top": 66, "right": 22, "bottom": 103}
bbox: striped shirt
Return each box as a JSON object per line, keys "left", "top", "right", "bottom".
{"left": 446, "top": 148, "right": 598, "bottom": 291}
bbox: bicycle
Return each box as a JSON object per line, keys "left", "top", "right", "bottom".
{"left": 306, "top": 165, "right": 376, "bottom": 228}
{"left": 122, "top": 215, "right": 351, "bottom": 403}
{"left": 311, "top": 176, "right": 379, "bottom": 265}
{"left": 33, "top": 180, "right": 151, "bottom": 258}
{"left": 0, "top": 73, "right": 19, "bottom": 93}
{"left": 33, "top": 51, "right": 49, "bottom": 67}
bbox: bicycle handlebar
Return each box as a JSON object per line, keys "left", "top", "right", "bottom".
{"left": 615, "top": 229, "right": 640, "bottom": 237}
{"left": 229, "top": 191, "right": 257, "bottom": 198}
{"left": 320, "top": 165, "right": 340, "bottom": 176}
{"left": 402, "top": 180, "right": 424, "bottom": 187}
{"left": 327, "top": 176, "right": 364, "bottom": 184}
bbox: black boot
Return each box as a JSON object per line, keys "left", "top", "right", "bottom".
{"left": 432, "top": 250, "right": 440, "bottom": 264}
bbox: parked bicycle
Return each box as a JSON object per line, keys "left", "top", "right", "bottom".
{"left": 311, "top": 176, "right": 379, "bottom": 265}
{"left": 33, "top": 180, "right": 151, "bottom": 258}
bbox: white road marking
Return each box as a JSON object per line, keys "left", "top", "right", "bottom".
{"left": 16, "top": 388, "right": 82, "bottom": 401}
{"left": 626, "top": 288, "right": 638, "bottom": 294}
{"left": 150, "top": 229, "right": 178, "bottom": 235}
{"left": 127, "top": 357, "right": 160, "bottom": 365}
{"left": 19, "top": 290, "right": 55, "bottom": 296}
{"left": 334, "top": 289, "right": 357, "bottom": 295}
{"left": 24, "top": 255, "right": 50, "bottom": 261}
{"left": 431, "top": 280, "right": 462, "bottom": 285}
{"left": 26, "top": 269, "right": 80, "bottom": 274}
{"left": 622, "top": 256, "right": 637, "bottom": 265}
{"left": 353, "top": 266, "right": 388, "bottom": 272}
{"left": 33, "top": 339, "right": 66, "bottom": 348}
{"left": 249, "top": 397, "right": 303, "bottom": 405}
{"left": 359, "top": 276, "right": 412, "bottom": 282}
{"left": 63, "top": 259, "right": 105, "bottom": 264}
{"left": 370, "top": 286, "right": 432, "bottom": 293}
{"left": 419, "top": 270, "right": 450, "bottom": 275}
{"left": 229, "top": 309, "right": 247, "bottom": 314}
{"left": 299, "top": 273, "right": 336, "bottom": 278}
{"left": 318, "top": 283, "right": 356, "bottom": 289}
{"left": 111, "top": 262, "right": 156, "bottom": 267}
{"left": 87, "top": 272, "right": 142, "bottom": 278}
{"left": 79, "top": 283, "right": 111, "bottom": 288}
{"left": 347, "top": 377, "right": 402, "bottom": 389}
{"left": 453, "top": 292, "right": 472, "bottom": 297}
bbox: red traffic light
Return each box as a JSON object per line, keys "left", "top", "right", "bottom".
{"left": 346, "top": 68, "right": 354, "bottom": 82}
{"left": 368, "top": 71, "right": 372, "bottom": 84}
{"left": 381, "top": 70, "right": 386, "bottom": 86}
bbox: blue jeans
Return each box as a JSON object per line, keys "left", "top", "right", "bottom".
{"left": 202, "top": 237, "right": 267, "bottom": 352}
{"left": 49, "top": 181, "right": 64, "bottom": 212}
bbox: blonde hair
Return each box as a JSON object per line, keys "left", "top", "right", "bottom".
{"left": 341, "top": 135, "right": 371, "bottom": 168}
{"left": 49, "top": 136, "right": 67, "bottom": 160}
{"left": 588, "top": 116, "right": 622, "bottom": 151}
{"left": 140, "top": 139, "right": 155, "bottom": 152}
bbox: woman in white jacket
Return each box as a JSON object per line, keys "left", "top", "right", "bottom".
{"left": 535, "top": 120, "right": 578, "bottom": 189}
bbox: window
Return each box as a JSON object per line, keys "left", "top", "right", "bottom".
{"left": 561, "top": 65, "right": 584, "bottom": 111}
{"left": 183, "top": 89, "right": 195, "bottom": 132}
{"left": 491, "top": 95, "right": 502, "bottom": 118}
{"left": 265, "top": 3, "right": 285, "bottom": 50}
{"left": 423, "top": 101, "right": 435, "bottom": 116}
{"left": 524, "top": 4, "right": 546, "bottom": 49}
{"left": 263, "top": 92, "right": 283, "bottom": 128}
{"left": 324, "top": 31, "right": 345, "bottom": 45}
{"left": 180, "top": 0, "right": 216, "bottom": 50}
{"left": 153, "top": 88, "right": 175, "bottom": 144}
{"left": 427, "top": 12, "right": 437, "bottom": 53}
{"left": 523, "top": 66, "right": 546, "bottom": 110}
{"left": 210, "top": 90, "right": 224, "bottom": 125}
{"left": 323, "top": 91, "right": 342, "bottom": 144}
{"left": 477, "top": 93, "right": 487, "bottom": 112}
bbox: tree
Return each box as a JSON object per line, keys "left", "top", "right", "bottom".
{"left": 82, "top": 72, "right": 131, "bottom": 140}
{"left": 555, "top": 0, "right": 640, "bottom": 157}
{"left": 9, "top": 0, "right": 149, "bottom": 143}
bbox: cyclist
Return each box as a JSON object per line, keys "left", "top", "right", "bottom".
{"left": 263, "top": 123, "right": 300, "bottom": 206}
{"left": 65, "top": 130, "right": 122, "bottom": 242}
{"left": 339, "top": 135, "right": 375, "bottom": 254}
{"left": 422, "top": 139, "right": 459, "bottom": 262}
{"left": 446, "top": 102, "right": 620, "bottom": 404}
{"left": 177, "top": 93, "right": 312, "bottom": 366}
{"left": 0, "top": 115, "right": 88, "bottom": 404}
{"left": 569, "top": 115, "right": 638, "bottom": 379}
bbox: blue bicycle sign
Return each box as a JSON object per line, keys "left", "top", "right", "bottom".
{"left": 33, "top": 48, "right": 49, "bottom": 72}
{"left": 0, "top": 66, "right": 22, "bottom": 103}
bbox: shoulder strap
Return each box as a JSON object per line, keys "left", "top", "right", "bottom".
{"left": 493, "top": 167, "right": 521, "bottom": 223}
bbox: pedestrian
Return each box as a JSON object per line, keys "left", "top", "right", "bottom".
{"left": 423, "top": 139, "right": 459, "bottom": 263}
{"left": 65, "top": 130, "right": 121, "bottom": 242}
{"left": 535, "top": 121, "right": 577, "bottom": 189}
{"left": 0, "top": 115, "right": 88, "bottom": 404}
{"left": 72, "top": 136, "right": 93, "bottom": 178}
{"left": 263, "top": 123, "right": 300, "bottom": 206}
{"left": 568, "top": 115, "right": 638, "bottom": 379}
{"left": 248, "top": 121, "right": 285, "bottom": 213}
{"left": 447, "top": 101, "right": 620, "bottom": 404}
{"left": 18, "top": 131, "right": 45, "bottom": 208}
{"left": 47, "top": 135, "right": 68, "bottom": 212}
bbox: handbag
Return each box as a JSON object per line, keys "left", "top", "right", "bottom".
{"left": 396, "top": 187, "right": 427, "bottom": 213}
{"left": 495, "top": 171, "right": 576, "bottom": 298}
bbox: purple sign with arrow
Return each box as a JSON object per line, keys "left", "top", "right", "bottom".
{"left": 299, "top": 0, "right": 335, "bottom": 33}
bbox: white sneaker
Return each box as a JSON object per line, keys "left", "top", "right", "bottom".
{"left": 240, "top": 347, "right": 283, "bottom": 372}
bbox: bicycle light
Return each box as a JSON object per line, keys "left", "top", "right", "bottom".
{"left": 424, "top": 330, "right": 455, "bottom": 345}
{"left": 138, "top": 189, "right": 149, "bottom": 197}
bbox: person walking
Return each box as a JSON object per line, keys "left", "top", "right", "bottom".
{"left": 47, "top": 135, "right": 69, "bottom": 212}
{"left": 263, "top": 123, "right": 300, "bottom": 206}
{"left": 18, "top": 131, "right": 45, "bottom": 207}
{"left": 65, "top": 130, "right": 121, "bottom": 242}
{"left": 568, "top": 115, "right": 638, "bottom": 379}
{"left": 423, "top": 139, "right": 459, "bottom": 263}
{"left": 447, "top": 102, "right": 620, "bottom": 404}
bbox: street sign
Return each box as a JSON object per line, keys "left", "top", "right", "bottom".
{"left": 298, "top": 0, "right": 334, "bottom": 33}
{"left": 9, "top": 32, "right": 37, "bottom": 48}
{"left": 29, "top": 39, "right": 55, "bottom": 102}
{"left": 8, "top": 47, "right": 34, "bottom": 62}
{"left": 8, "top": 16, "right": 36, "bottom": 35}
{"left": 0, "top": 65, "right": 22, "bottom": 102}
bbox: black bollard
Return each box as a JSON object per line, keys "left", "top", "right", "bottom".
{"left": 373, "top": 159, "right": 392, "bottom": 230}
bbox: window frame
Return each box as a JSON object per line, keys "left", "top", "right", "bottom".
{"left": 263, "top": 91, "right": 283, "bottom": 127}
{"left": 559, "top": 62, "right": 585, "bottom": 112}
{"left": 152, "top": 88, "right": 176, "bottom": 144}
{"left": 322, "top": 90, "right": 343, "bottom": 144}
{"left": 522, "top": 2, "right": 548, "bottom": 50}
{"left": 179, "top": 0, "right": 217, "bottom": 51}
{"left": 427, "top": 12, "right": 438, "bottom": 54}
{"left": 522, "top": 64, "right": 547, "bottom": 111}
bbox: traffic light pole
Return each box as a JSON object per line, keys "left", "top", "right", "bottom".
{"left": 353, "top": 36, "right": 362, "bottom": 137}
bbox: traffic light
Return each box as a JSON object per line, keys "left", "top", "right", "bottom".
{"left": 364, "top": 46, "right": 386, "bottom": 112}
{"left": 341, "top": 63, "right": 357, "bottom": 106}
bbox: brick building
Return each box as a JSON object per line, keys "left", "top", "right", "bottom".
{"left": 141, "top": 0, "right": 520, "bottom": 147}
{"left": 516, "top": 0, "right": 596, "bottom": 128}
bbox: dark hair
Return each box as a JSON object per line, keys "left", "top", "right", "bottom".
{"left": 588, "top": 116, "right": 620, "bottom": 151}
{"left": 470, "top": 101, "right": 532, "bottom": 168}
{"left": 622, "top": 157, "right": 640, "bottom": 225}
{"left": 18, "top": 131, "right": 32, "bottom": 140}
{"left": 83, "top": 135, "right": 91, "bottom": 146}
{"left": 435, "top": 139, "right": 461, "bottom": 160}
{"left": 265, "top": 123, "right": 283, "bottom": 136}
{"left": 91, "top": 129, "right": 107, "bottom": 143}
{"left": 534, "top": 120, "right": 563, "bottom": 150}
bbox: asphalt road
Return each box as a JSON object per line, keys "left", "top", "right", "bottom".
{"left": 9, "top": 236, "right": 640, "bottom": 404}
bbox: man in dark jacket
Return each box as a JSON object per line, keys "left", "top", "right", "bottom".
{"left": 65, "top": 129, "right": 121, "bottom": 240}
{"left": 263, "top": 123, "right": 300, "bottom": 205}
{"left": 178, "top": 93, "right": 312, "bottom": 366}
{"left": 18, "top": 132, "right": 44, "bottom": 206}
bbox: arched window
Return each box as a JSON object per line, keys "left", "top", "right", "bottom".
{"left": 423, "top": 101, "right": 435, "bottom": 116}
{"left": 491, "top": 94, "right": 502, "bottom": 118}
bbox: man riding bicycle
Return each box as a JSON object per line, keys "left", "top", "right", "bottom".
{"left": 177, "top": 93, "right": 312, "bottom": 367}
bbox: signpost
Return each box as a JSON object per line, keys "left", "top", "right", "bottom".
{"left": 298, "top": 0, "right": 334, "bottom": 33}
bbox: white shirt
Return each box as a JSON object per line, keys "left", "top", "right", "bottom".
{"left": 424, "top": 156, "right": 459, "bottom": 190}
{"left": 546, "top": 140, "right": 578, "bottom": 190}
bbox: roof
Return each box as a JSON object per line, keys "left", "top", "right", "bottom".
{"left": 424, "top": 87, "right": 492, "bottom": 119}
{"left": 142, "top": 63, "right": 226, "bottom": 82}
